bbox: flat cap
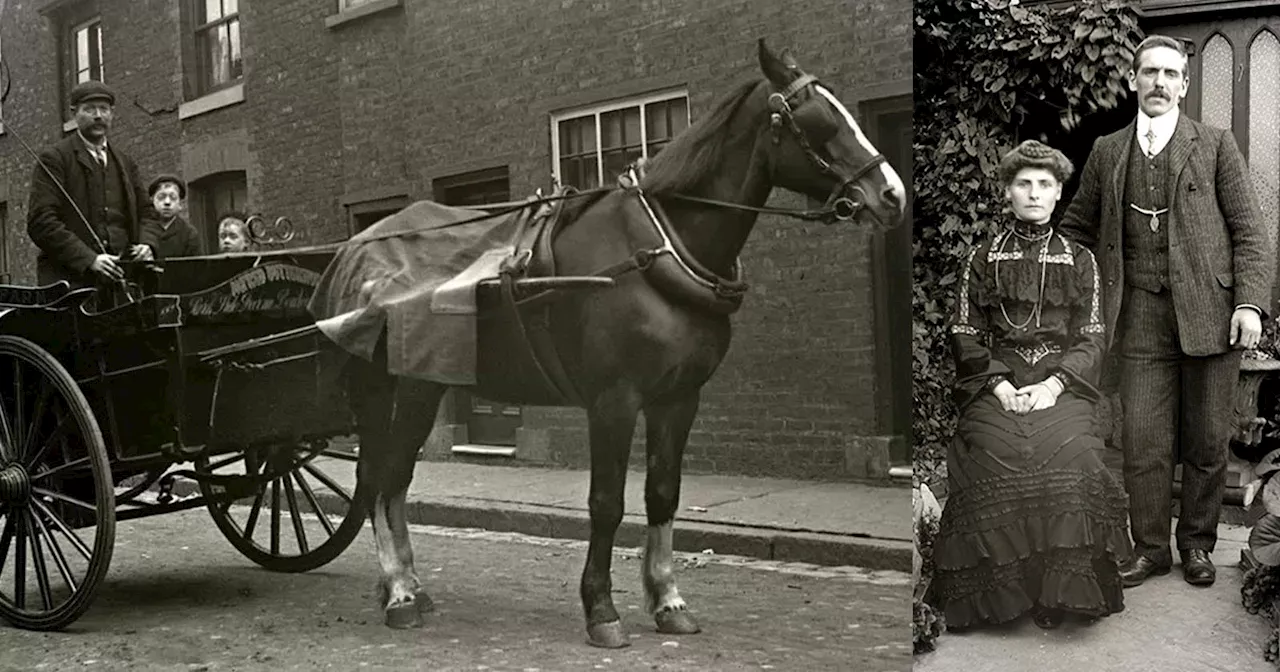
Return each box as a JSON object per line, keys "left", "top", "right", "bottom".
{"left": 148, "top": 173, "right": 187, "bottom": 199}
{"left": 69, "top": 80, "right": 115, "bottom": 107}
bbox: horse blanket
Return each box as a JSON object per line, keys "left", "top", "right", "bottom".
{"left": 308, "top": 199, "right": 524, "bottom": 384}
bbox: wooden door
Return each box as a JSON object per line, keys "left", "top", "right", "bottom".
{"left": 432, "top": 167, "right": 522, "bottom": 447}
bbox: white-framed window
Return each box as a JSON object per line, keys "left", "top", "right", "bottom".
{"left": 550, "top": 89, "right": 690, "bottom": 190}
{"left": 193, "top": 0, "right": 243, "bottom": 96}
{"left": 70, "top": 17, "right": 104, "bottom": 85}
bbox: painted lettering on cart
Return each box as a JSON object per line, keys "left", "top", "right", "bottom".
{"left": 185, "top": 264, "right": 321, "bottom": 317}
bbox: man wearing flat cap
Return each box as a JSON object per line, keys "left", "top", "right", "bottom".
{"left": 26, "top": 80, "right": 158, "bottom": 288}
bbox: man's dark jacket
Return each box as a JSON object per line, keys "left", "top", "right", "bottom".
{"left": 26, "top": 134, "right": 160, "bottom": 285}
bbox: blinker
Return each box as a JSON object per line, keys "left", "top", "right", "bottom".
{"left": 792, "top": 100, "right": 839, "bottom": 145}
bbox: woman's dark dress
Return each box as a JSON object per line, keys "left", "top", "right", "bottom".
{"left": 933, "top": 220, "right": 1133, "bottom": 628}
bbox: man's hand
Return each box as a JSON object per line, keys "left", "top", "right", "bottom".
{"left": 129, "top": 244, "right": 154, "bottom": 262}
{"left": 1230, "top": 307, "right": 1263, "bottom": 350}
{"left": 89, "top": 253, "right": 123, "bottom": 282}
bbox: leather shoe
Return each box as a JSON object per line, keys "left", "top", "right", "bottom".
{"left": 1032, "top": 607, "right": 1063, "bottom": 630}
{"left": 1120, "top": 555, "right": 1171, "bottom": 587}
{"left": 1180, "top": 549, "right": 1215, "bottom": 586}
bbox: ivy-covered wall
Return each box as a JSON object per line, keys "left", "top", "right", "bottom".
{"left": 912, "top": 0, "right": 1145, "bottom": 486}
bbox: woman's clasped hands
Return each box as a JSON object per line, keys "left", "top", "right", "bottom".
{"left": 992, "top": 376, "right": 1064, "bottom": 415}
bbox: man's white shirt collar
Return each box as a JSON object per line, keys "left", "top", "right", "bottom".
{"left": 1137, "top": 106, "right": 1178, "bottom": 157}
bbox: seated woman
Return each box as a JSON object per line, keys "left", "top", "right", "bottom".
{"left": 932, "top": 140, "right": 1132, "bottom": 631}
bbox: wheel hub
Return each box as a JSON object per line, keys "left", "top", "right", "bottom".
{"left": 0, "top": 462, "right": 31, "bottom": 505}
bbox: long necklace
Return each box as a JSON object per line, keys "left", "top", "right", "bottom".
{"left": 995, "top": 224, "right": 1052, "bottom": 331}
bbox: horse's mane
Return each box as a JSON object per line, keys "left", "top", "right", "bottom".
{"left": 640, "top": 79, "right": 764, "bottom": 195}
{"left": 555, "top": 78, "right": 763, "bottom": 224}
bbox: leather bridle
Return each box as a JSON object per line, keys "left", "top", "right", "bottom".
{"left": 767, "top": 72, "right": 887, "bottom": 223}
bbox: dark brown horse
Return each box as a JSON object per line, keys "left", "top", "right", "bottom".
{"left": 344, "top": 40, "right": 905, "bottom": 647}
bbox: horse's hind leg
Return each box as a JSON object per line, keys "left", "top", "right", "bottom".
{"left": 641, "top": 391, "right": 702, "bottom": 635}
{"left": 580, "top": 387, "right": 642, "bottom": 649}
{"left": 348, "top": 356, "right": 444, "bottom": 629}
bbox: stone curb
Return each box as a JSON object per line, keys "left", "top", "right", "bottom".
{"left": 159, "top": 478, "right": 910, "bottom": 572}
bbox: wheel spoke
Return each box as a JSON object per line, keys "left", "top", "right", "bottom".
{"left": 0, "top": 376, "right": 16, "bottom": 461}
{"left": 206, "top": 452, "right": 246, "bottom": 472}
{"left": 20, "top": 382, "right": 51, "bottom": 464}
{"left": 242, "top": 485, "right": 267, "bottom": 539}
{"left": 28, "top": 507, "right": 77, "bottom": 593}
{"left": 14, "top": 511, "right": 26, "bottom": 609}
{"left": 301, "top": 463, "right": 353, "bottom": 505}
{"left": 31, "top": 455, "right": 90, "bottom": 482}
{"left": 24, "top": 413, "right": 72, "bottom": 473}
{"left": 31, "top": 499, "right": 92, "bottom": 561}
{"left": 284, "top": 474, "right": 309, "bottom": 555}
{"left": 24, "top": 511, "right": 54, "bottom": 611}
{"left": 31, "top": 487, "right": 97, "bottom": 513}
{"left": 0, "top": 511, "right": 15, "bottom": 577}
{"left": 293, "top": 470, "right": 336, "bottom": 536}
{"left": 10, "top": 361, "right": 24, "bottom": 464}
{"left": 270, "top": 478, "right": 281, "bottom": 556}
{"left": 317, "top": 449, "right": 358, "bottom": 462}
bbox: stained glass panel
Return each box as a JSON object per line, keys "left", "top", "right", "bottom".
{"left": 1201, "top": 34, "right": 1233, "bottom": 130}
{"left": 1249, "top": 31, "right": 1280, "bottom": 246}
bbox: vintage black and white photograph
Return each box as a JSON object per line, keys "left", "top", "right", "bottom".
{"left": 913, "top": 0, "right": 1280, "bottom": 669}
{"left": 0, "top": 0, "right": 914, "bottom": 669}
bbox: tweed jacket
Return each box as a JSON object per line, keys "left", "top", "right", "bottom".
{"left": 1058, "top": 113, "right": 1275, "bottom": 356}
{"left": 26, "top": 134, "right": 160, "bottom": 284}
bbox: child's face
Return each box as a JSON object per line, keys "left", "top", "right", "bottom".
{"left": 218, "top": 219, "right": 247, "bottom": 253}
{"left": 151, "top": 183, "right": 183, "bottom": 218}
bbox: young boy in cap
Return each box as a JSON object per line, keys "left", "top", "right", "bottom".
{"left": 146, "top": 174, "right": 203, "bottom": 258}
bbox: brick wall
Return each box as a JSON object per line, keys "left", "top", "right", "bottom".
{"left": 0, "top": 0, "right": 911, "bottom": 481}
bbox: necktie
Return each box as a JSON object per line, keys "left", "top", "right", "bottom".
{"left": 1144, "top": 128, "right": 1157, "bottom": 158}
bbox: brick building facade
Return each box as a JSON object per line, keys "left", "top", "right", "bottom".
{"left": 0, "top": 0, "right": 912, "bottom": 481}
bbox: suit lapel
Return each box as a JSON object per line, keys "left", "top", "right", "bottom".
{"left": 108, "top": 145, "right": 136, "bottom": 224}
{"left": 1165, "top": 112, "right": 1198, "bottom": 184}
{"left": 72, "top": 140, "right": 97, "bottom": 173}
{"left": 1107, "top": 120, "right": 1136, "bottom": 225}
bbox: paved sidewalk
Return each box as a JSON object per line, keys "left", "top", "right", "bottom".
{"left": 159, "top": 457, "right": 912, "bottom": 572}
{"left": 320, "top": 458, "right": 912, "bottom": 572}
{"left": 915, "top": 523, "right": 1275, "bottom": 672}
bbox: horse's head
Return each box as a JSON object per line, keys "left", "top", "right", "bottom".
{"left": 756, "top": 40, "right": 906, "bottom": 230}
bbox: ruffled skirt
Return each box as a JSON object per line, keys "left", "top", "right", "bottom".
{"left": 932, "top": 393, "right": 1132, "bottom": 629}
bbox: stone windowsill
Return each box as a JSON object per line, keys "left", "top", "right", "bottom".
{"left": 325, "top": 0, "right": 403, "bottom": 29}
{"left": 178, "top": 83, "right": 245, "bottom": 121}
{"left": 62, "top": 118, "right": 77, "bottom": 133}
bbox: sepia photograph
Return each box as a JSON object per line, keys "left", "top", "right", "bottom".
{"left": 913, "top": 0, "right": 1280, "bottom": 669}
{"left": 0, "top": 0, "right": 915, "bottom": 670}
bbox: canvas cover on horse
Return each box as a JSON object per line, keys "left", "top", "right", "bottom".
{"left": 308, "top": 199, "right": 521, "bottom": 385}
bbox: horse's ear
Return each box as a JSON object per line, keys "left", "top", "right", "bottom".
{"left": 757, "top": 38, "right": 794, "bottom": 87}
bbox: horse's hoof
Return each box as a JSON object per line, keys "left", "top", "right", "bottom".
{"left": 415, "top": 591, "right": 435, "bottom": 614}
{"left": 586, "top": 620, "right": 631, "bottom": 649}
{"left": 385, "top": 603, "right": 424, "bottom": 629}
{"left": 655, "top": 608, "right": 701, "bottom": 635}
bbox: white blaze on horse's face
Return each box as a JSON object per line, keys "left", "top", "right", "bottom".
{"left": 813, "top": 85, "right": 906, "bottom": 217}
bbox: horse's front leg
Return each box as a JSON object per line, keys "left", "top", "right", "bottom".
{"left": 641, "top": 390, "right": 702, "bottom": 635}
{"left": 580, "top": 387, "right": 641, "bottom": 649}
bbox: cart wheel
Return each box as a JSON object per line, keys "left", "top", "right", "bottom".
{"left": 196, "top": 442, "right": 365, "bottom": 573}
{"left": 0, "top": 336, "right": 114, "bottom": 631}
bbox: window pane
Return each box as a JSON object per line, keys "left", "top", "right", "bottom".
{"left": 1249, "top": 31, "right": 1280, "bottom": 250}
{"left": 1202, "top": 34, "right": 1233, "bottom": 130}
{"left": 202, "top": 24, "right": 230, "bottom": 87}
{"left": 603, "top": 148, "right": 642, "bottom": 182}
{"left": 94, "top": 23, "right": 103, "bottom": 81}
{"left": 203, "top": 0, "right": 223, "bottom": 23}
{"left": 558, "top": 119, "right": 576, "bottom": 155}
{"left": 229, "top": 19, "right": 242, "bottom": 80}
{"left": 76, "top": 28, "right": 90, "bottom": 80}
{"left": 225, "top": 0, "right": 238, "bottom": 16}
{"left": 670, "top": 98, "right": 689, "bottom": 135}
{"left": 645, "top": 103, "right": 669, "bottom": 141}
{"left": 601, "top": 107, "right": 641, "bottom": 150}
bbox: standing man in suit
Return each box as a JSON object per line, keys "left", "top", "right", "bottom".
{"left": 1059, "top": 35, "right": 1275, "bottom": 588}
{"left": 26, "top": 80, "right": 158, "bottom": 288}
